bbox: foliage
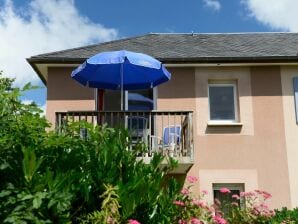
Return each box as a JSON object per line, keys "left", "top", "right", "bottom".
{"left": 171, "top": 176, "right": 216, "bottom": 224}
{"left": 220, "top": 190, "right": 275, "bottom": 224}
{"left": 0, "top": 73, "right": 181, "bottom": 223}
{"left": 80, "top": 184, "right": 121, "bottom": 224}
{"left": 270, "top": 207, "right": 298, "bottom": 224}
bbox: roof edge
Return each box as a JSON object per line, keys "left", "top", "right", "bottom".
{"left": 26, "top": 58, "right": 47, "bottom": 85}
{"left": 27, "top": 55, "right": 298, "bottom": 64}
{"left": 30, "top": 33, "right": 156, "bottom": 58}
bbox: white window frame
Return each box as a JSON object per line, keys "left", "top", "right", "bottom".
{"left": 208, "top": 82, "right": 239, "bottom": 124}
{"left": 125, "top": 87, "right": 157, "bottom": 111}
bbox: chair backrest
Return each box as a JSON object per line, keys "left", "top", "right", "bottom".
{"left": 128, "top": 116, "right": 147, "bottom": 137}
{"left": 163, "top": 125, "right": 181, "bottom": 145}
{"left": 127, "top": 116, "right": 147, "bottom": 130}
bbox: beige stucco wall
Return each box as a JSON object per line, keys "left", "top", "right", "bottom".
{"left": 281, "top": 66, "right": 298, "bottom": 208}
{"left": 157, "top": 67, "right": 196, "bottom": 111}
{"left": 199, "top": 169, "right": 258, "bottom": 202}
{"left": 195, "top": 67, "right": 254, "bottom": 135}
{"left": 190, "top": 67, "right": 290, "bottom": 207}
{"left": 46, "top": 67, "right": 95, "bottom": 126}
{"left": 158, "top": 66, "right": 291, "bottom": 208}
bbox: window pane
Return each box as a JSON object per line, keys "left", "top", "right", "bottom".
{"left": 103, "top": 89, "right": 154, "bottom": 111}
{"left": 128, "top": 89, "right": 153, "bottom": 111}
{"left": 104, "top": 90, "right": 122, "bottom": 110}
{"left": 209, "top": 86, "right": 235, "bottom": 120}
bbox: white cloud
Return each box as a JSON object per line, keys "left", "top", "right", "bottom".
{"left": 203, "top": 0, "right": 221, "bottom": 12}
{"left": 0, "top": 0, "right": 118, "bottom": 86}
{"left": 242, "top": 0, "right": 298, "bottom": 31}
{"left": 21, "top": 99, "right": 33, "bottom": 105}
{"left": 39, "top": 103, "right": 46, "bottom": 116}
{"left": 22, "top": 99, "right": 46, "bottom": 115}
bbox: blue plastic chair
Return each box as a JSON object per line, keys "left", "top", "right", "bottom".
{"left": 163, "top": 125, "right": 181, "bottom": 145}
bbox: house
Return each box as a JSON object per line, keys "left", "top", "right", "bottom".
{"left": 27, "top": 32, "right": 298, "bottom": 209}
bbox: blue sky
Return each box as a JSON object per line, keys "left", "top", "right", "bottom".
{"left": 73, "top": 0, "right": 269, "bottom": 35}
{"left": 0, "top": 0, "right": 297, "bottom": 111}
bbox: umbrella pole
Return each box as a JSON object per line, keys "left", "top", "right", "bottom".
{"left": 121, "top": 63, "right": 124, "bottom": 111}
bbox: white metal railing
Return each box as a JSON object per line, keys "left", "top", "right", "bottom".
{"left": 55, "top": 110, "right": 194, "bottom": 160}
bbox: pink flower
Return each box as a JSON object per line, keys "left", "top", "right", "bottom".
{"left": 260, "top": 203, "right": 269, "bottom": 209}
{"left": 173, "top": 200, "right": 185, "bottom": 207}
{"left": 193, "top": 199, "right": 206, "bottom": 208}
{"left": 187, "top": 175, "right": 198, "bottom": 183}
{"left": 191, "top": 217, "right": 201, "bottom": 224}
{"left": 214, "top": 198, "right": 221, "bottom": 205}
{"left": 178, "top": 219, "right": 187, "bottom": 224}
{"left": 231, "top": 202, "right": 239, "bottom": 207}
{"left": 208, "top": 206, "right": 215, "bottom": 213}
{"left": 128, "top": 219, "right": 140, "bottom": 224}
{"left": 262, "top": 191, "right": 272, "bottom": 199}
{"left": 213, "top": 215, "right": 227, "bottom": 224}
{"left": 269, "top": 210, "right": 276, "bottom": 216}
{"left": 232, "top": 194, "right": 240, "bottom": 200}
{"left": 181, "top": 188, "right": 189, "bottom": 195}
{"left": 240, "top": 191, "right": 256, "bottom": 197}
{"left": 255, "top": 189, "right": 262, "bottom": 194}
{"left": 201, "top": 190, "right": 208, "bottom": 195}
{"left": 219, "top": 187, "right": 231, "bottom": 194}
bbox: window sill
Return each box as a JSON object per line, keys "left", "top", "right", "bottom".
{"left": 207, "top": 121, "right": 243, "bottom": 127}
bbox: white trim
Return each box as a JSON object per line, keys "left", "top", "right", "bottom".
{"left": 165, "top": 63, "right": 298, "bottom": 67}
{"left": 36, "top": 62, "right": 298, "bottom": 83}
{"left": 153, "top": 87, "right": 157, "bottom": 110}
{"left": 207, "top": 121, "right": 243, "bottom": 126}
{"left": 125, "top": 90, "right": 128, "bottom": 111}
{"left": 208, "top": 82, "right": 239, "bottom": 123}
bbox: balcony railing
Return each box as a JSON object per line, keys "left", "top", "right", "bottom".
{"left": 55, "top": 110, "right": 194, "bottom": 173}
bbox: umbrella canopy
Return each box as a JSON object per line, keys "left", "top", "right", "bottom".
{"left": 71, "top": 50, "right": 171, "bottom": 90}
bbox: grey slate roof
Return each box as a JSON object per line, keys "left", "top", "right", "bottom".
{"left": 28, "top": 33, "right": 298, "bottom": 63}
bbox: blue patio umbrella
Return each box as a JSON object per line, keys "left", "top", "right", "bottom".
{"left": 71, "top": 50, "right": 171, "bottom": 110}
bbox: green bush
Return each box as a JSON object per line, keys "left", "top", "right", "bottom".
{"left": 270, "top": 207, "right": 298, "bottom": 223}
{"left": 0, "top": 73, "right": 181, "bottom": 224}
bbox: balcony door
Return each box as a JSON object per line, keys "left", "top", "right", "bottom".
{"left": 101, "top": 88, "right": 156, "bottom": 111}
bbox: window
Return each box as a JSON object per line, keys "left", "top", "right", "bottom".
{"left": 213, "top": 183, "right": 244, "bottom": 214}
{"left": 102, "top": 88, "right": 156, "bottom": 111}
{"left": 127, "top": 89, "right": 154, "bottom": 111}
{"left": 208, "top": 81, "right": 239, "bottom": 123}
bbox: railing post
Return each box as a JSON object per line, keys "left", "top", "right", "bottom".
{"left": 56, "top": 112, "right": 62, "bottom": 133}
{"left": 188, "top": 112, "right": 194, "bottom": 161}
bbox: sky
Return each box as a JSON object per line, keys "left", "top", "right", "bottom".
{"left": 1, "top": 0, "right": 298, "bottom": 112}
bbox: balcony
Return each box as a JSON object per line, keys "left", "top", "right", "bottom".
{"left": 55, "top": 110, "right": 194, "bottom": 173}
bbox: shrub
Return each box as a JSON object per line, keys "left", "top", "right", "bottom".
{"left": 270, "top": 207, "right": 298, "bottom": 224}
{"left": 0, "top": 74, "right": 181, "bottom": 223}
{"left": 222, "top": 190, "right": 275, "bottom": 224}
{"left": 171, "top": 176, "right": 225, "bottom": 224}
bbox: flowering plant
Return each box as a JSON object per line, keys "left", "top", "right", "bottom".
{"left": 223, "top": 189, "right": 275, "bottom": 224}
{"left": 172, "top": 176, "right": 227, "bottom": 224}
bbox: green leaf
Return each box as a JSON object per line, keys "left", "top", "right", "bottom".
{"left": 21, "top": 194, "right": 34, "bottom": 200}
{"left": 33, "top": 197, "right": 42, "bottom": 209}
{"left": 0, "top": 190, "right": 11, "bottom": 197}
